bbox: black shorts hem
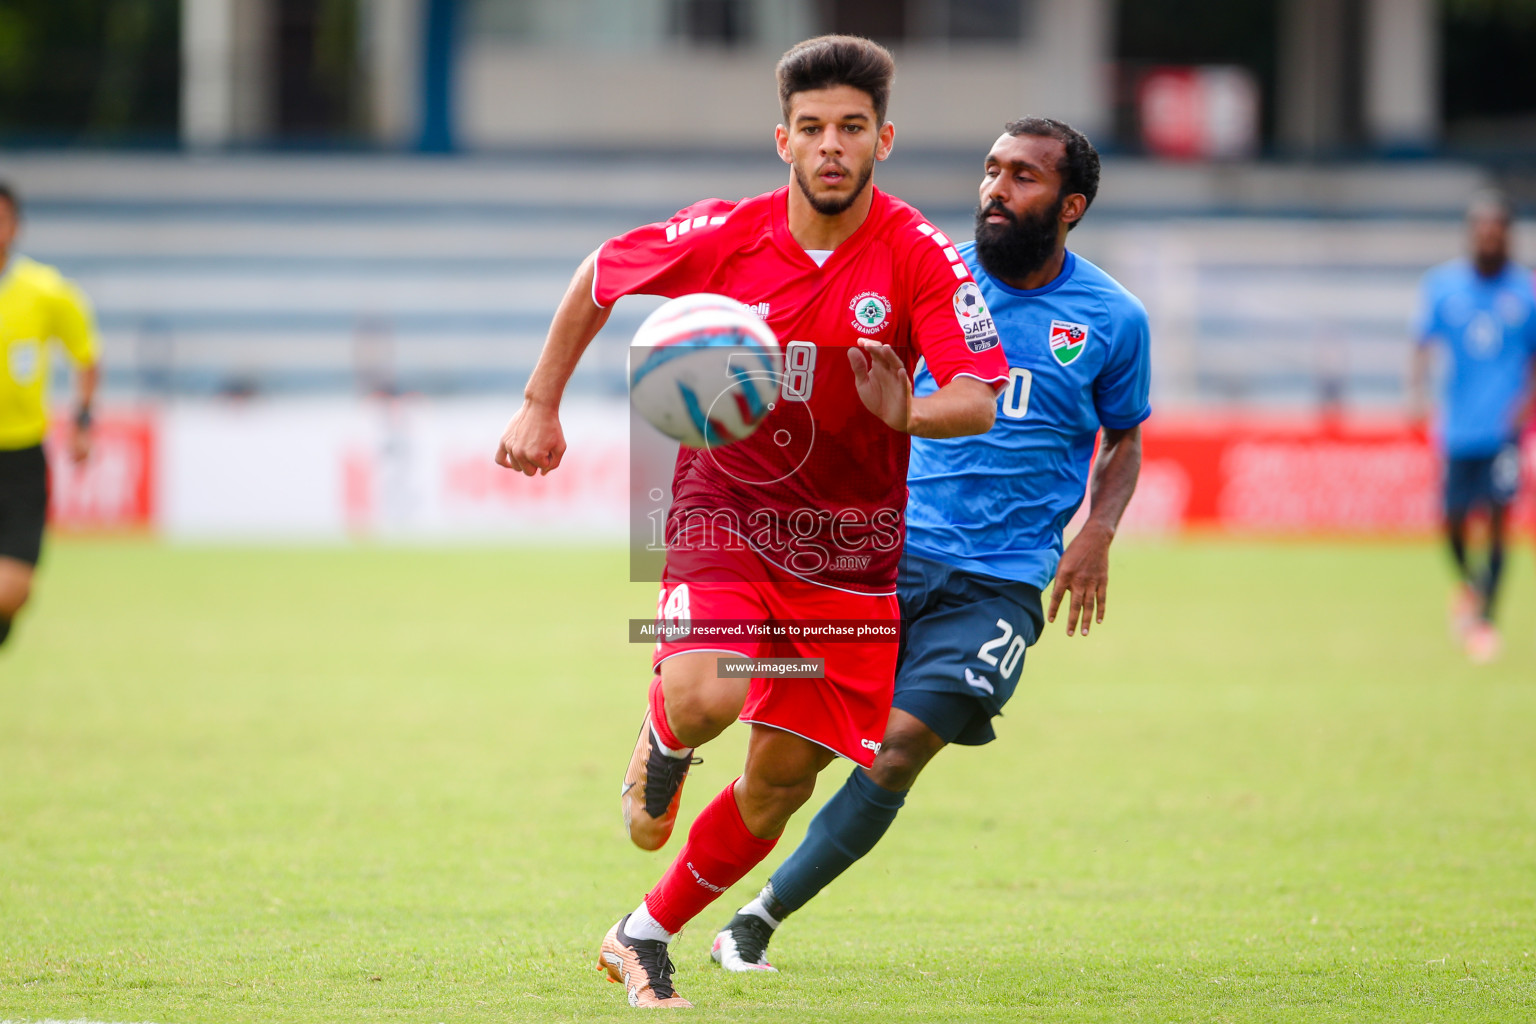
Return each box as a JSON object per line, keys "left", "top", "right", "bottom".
{"left": 0, "top": 444, "right": 48, "bottom": 566}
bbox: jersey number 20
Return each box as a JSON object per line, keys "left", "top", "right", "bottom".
{"left": 978, "top": 617, "right": 1027, "bottom": 681}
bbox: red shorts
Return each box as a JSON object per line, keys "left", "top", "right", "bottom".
{"left": 652, "top": 554, "right": 898, "bottom": 768}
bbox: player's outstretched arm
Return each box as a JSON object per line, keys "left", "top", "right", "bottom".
{"left": 847, "top": 340, "right": 997, "bottom": 438}
{"left": 496, "top": 252, "right": 613, "bottom": 476}
{"left": 70, "top": 362, "right": 99, "bottom": 464}
{"left": 55, "top": 277, "right": 100, "bottom": 464}
{"left": 1049, "top": 424, "right": 1142, "bottom": 637}
{"left": 1514, "top": 349, "right": 1536, "bottom": 434}
{"left": 1407, "top": 343, "right": 1433, "bottom": 430}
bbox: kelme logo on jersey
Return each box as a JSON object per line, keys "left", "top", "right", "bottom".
{"left": 952, "top": 282, "right": 999, "bottom": 352}
{"left": 1049, "top": 320, "right": 1089, "bottom": 365}
{"left": 849, "top": 291, "right": 891, "bottom": 335}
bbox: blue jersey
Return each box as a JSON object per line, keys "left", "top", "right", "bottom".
{"left": 905, "top": 247, "right": 1152, "bottom": 589}
{"left": 1415, "top": 260, "right": 1536, "bottom": 458}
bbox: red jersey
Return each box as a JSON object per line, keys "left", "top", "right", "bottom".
{"left": 596, "top": 186, "right": 1009, "bottom": 593}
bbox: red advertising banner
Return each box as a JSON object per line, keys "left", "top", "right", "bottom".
{"left": 45, "top": 411, "right": 157, "bottom": 531}
{"left": 1133, "top": 416, "right": 1536, "bottom": 535}
{"left": 34, "top": 405, "right": 1535, "bottom": 539}
{"left": 1137, "top": 66, "right": 1260, "bottom": 161}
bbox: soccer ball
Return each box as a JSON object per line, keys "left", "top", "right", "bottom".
{"left": 629, "top": 293, "right": 784, "bottom": 449}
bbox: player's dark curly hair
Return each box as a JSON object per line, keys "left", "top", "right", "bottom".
{"left": 776, "top": 35, "right": 896, "bottom": 124}
{"left": 1004, "top": 117, "right": 1099, "bottom": 230}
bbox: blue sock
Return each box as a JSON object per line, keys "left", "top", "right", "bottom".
{"left": 765, "top": 768, "right": 907, "bottom": 916}
{"left": 1480, "top": 542, "right": 1507, "bottom": 620}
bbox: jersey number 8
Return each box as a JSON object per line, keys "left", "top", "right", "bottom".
{"left": 781, "top": 341, "right": 817, "bottom": 402}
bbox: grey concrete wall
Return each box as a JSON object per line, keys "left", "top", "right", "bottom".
{"left": 458, "top": 43, "right": 1108, "bottom": 150}
{"left": 1, "top": 152, "right": 1494, "bottom": 408}
{"left": 457, "top": 0, "right": 1111, "bottom": 149}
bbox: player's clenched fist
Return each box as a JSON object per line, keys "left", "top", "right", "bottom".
{"left": 495, "top": 399, "right": 566, "bottom": 476}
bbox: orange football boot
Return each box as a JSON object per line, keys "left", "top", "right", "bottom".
{"left": 597, "top": 916, "right": 693, "bottom": 1009}
{"left": 622, "top": 711, "right": 700, "bottom": 851}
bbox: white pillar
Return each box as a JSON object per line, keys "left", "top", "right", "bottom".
{"left": 182, "top": 0, "right": 234, "bottom": 146}
{"left": 362, "top": 0, "right": 423, "bottom": 145}
{"left": 1031, "top": 0, "right": 1112, "bottom": 141}
{"left": 1363, "top": 0, "right": 1438, "bottom": 150}
{"left": 181, "top": 0, "right": 270, "bottom": 147}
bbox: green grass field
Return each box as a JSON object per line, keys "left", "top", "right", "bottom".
{"left": 1, "top": 538, "right": 1533, "bottom": 1023}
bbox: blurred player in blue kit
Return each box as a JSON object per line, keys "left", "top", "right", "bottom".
{"left": 1410, "top": 192, "right": 1536, "bottom": 664}
{"left": 711, "top": 118, "right": 1152, "bottom": 971}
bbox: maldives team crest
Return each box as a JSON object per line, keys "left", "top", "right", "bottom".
{"left": 1049, "top": 320, "right": 1089, "bottom": 365}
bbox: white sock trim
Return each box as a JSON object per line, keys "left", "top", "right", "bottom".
{"left": 626, "top": 901, "right": 676, "bottom": 943}
{"left": 740, "top": 896, "right": 781, "bottom": 930}
{"left": 651, "top": 726, "right": 693, "bottom": 760}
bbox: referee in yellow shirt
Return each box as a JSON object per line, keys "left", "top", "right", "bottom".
{"left": 0, "top": 182, "right": 99, "bottom": 648}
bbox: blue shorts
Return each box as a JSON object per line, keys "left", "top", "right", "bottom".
{"left": 891, "top": 553, "right": 1044, "bottom": 747}
{"left": 1444, "top": 444, "right": 1521, "bottom": 519}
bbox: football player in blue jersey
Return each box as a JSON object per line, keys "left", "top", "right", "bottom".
{"left": 1409, "top": 191, "right": 1536, "bottom": 664}
{"left": 709, "top": 117, "right": 1151, "bottom": 971}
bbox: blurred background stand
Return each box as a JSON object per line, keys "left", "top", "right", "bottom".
{"left": 4, "top": 0, "right": 1536, "bottom": 539}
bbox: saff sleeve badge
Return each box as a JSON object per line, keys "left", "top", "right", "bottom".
{"left": 1048, "top": 320, "right": 1089, "bottom": 366}
{"left": 953, "top": 282, "right": 1000, "bottom": 352}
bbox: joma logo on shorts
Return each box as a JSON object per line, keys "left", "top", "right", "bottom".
{"left": 687, "top": 860, "right": 728, "bottom": 893}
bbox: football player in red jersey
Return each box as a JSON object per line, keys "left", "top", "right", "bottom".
{"left": 495, "top": 36, "right": 1008, "bottom": 1009}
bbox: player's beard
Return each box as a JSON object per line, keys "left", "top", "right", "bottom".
{"left": 973, "top": 195, "right": 1062, "bottom": 281}
{"left": 793, "top": 156, "right": 875, "bottom": 216}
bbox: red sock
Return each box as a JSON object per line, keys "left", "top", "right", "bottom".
{"left": 648, "top": 673, "right": 689, "bottom": 752}
{"left": 644, "top": 781, "right": 778, "bottom": 934}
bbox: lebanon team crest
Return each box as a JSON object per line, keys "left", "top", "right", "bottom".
{"left": 849, "top": 291, "right": 892, "bottom": 335}
{"left": 1049, "top": 320, "right": 1089, "bottom": 365}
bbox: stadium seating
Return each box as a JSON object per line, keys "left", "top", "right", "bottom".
{"left": 3, "top": 152, "right": 1495, "bottom": 409}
